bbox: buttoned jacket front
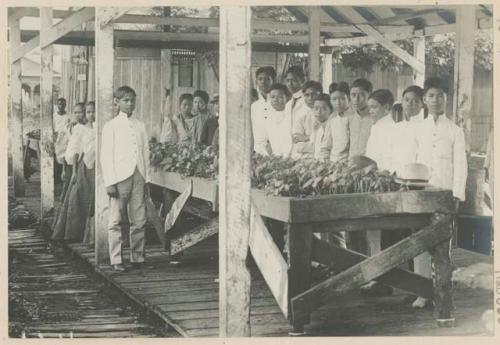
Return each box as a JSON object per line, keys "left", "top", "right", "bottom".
{"left": 100, "top": 112, "right": 150, "bottom": 187}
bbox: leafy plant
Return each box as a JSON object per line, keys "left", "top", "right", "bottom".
{"left": 150, "top": 139, "right": 406, "bottom": 198}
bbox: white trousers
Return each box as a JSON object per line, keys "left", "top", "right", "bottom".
{"left": 107, "top": 167, "right": 146, "bottom": 265}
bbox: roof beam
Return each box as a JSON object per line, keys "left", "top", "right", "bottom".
{"left": 356, "top": 24, "right": 425, "bottom": 74}
{"left": 12, "top": 7, "right": 95, "bottom": 61}
{"left": 98, "top": 7, "right": 133, "bottom": 28}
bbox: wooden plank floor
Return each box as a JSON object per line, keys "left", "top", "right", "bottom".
{"left": 12, "top": 176, "right": 495, "bottom": 337}
{"left": 66, "top": 237, "right": 494, "bottom": 337}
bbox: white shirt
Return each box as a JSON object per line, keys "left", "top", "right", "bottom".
{"left": 64, "top": 123, "right": 88, "bottom": 165}
{"left": 251, "top": 96, "right": 270, "bottom": 145}
{"left": 415, "top": 114, "right": 467, "bottom": 201}
{"left": 291, "top": 105, "right": 314, "bottom": 159}
{"left": 82, "top": 127, "right": 96, "bottom": 169}
{"left": 320, "top": 110, "right": 351, "bottom": 163}
{"left": 53, "top": 112, "right": 69, "bottom": 134}
{"left": 365, "top": 114, "right": 398, "bottom": 172}
{"left": 253, "top": 106, "right": 292, "bottom": 158}
{"left": 100, "top": 111, "right": 150, "bottom": 187}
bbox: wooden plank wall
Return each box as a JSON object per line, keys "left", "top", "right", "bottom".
{"left": 60, "top": 47, "right": 491, "bottom": 152}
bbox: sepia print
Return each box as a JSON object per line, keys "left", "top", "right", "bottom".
{"left": 5, "top": 2, "right": 496, "bottom": 338}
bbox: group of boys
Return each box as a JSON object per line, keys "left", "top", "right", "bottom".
{"left": 249, "top": 65, "right": 467, "bottom": 306}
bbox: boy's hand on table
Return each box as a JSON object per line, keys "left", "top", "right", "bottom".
{"left": 106, "top": 185, "right": 119, "bottom": 198}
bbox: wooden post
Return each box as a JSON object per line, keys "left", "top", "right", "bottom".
{"left": 453, "top": 6, "right": 475, "bottom": 154}
{"left": 308, "top": 7, "right": 321, "bottom": 81}
{"left": 286, "top": 223, "right": 312, "bottom": 334}
{"left": 413, "top": 36, "right": 425, "bottom": 87}
{"left": 94, "top": 8, "right": 115, "bottom": 265}
{"left": 40, "top": 8, "right": 55, "bottom": 218}
{"left": 8, "top": 16, "right": 25, "bottom": 197}
{"left": 219, "top": 6, "right": 252, "bottom": 337}
{"left": 321, "top": 52, "right": 333, "bottom": 93}
{"left": 430, "top": 213, "right": 454, "bottom": 327}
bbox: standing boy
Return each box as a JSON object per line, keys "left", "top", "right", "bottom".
{"left": 53, "top": 97, "right": 69, "bottom": 185}
{"left": 347, "top": 78, "right": 374, "bottom": 158}
{"left": 100, "top": 86, "right": 150, "bottom": 272}
{"left": 253, "top": 83, "right": 292, "bottom": 157}
{"left": 413, "top": 77, "right": 467, "bottom": 307}
{"left": 291, "top": 80, "right": 322, "bottom": 159}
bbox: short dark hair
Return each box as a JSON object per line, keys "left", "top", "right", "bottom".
{"left": 285, "top": 66, "right": 305, "bottom": 80}
{"left": 179, "top": 93, "right": 193, "bottom": 104}
{"left": 251, "top": 88, "right": 259, "bottom": 100}
{"left": 268, "top": 83, "right": 290, "bottom": 98}
{"left": 403, "top": 85, "right": 424, "bottom": 101}
{"left": 351, "top": 78, "right": 373, "bottom": 94}
{"left": 301, "top": 80, "right": 323, "bottom": 94}
{"left": 193, "top": 90, "right": 209, "bottom": 104}
{"left": 86, "top": 101, "right": 95, "bottom": 108}
{"left": 57, "top": 97, "right": 66, "bottom": 103}
{"left": 114, "top": 86, "right": 136, "bottom": 99}
{"left": 255, "top": 66, "right": 276, "bottom": 80}
{"left": 424, "top": 77, "right": 448, "bottom": 94}
{"left": 369, "top": 89, "right": 394, "bottom": 107}
{"left": 315, "top": 93, "right": 333, "bottom": 112}
{"left": 329, "top": 81, "right": 350, "bottom": 96}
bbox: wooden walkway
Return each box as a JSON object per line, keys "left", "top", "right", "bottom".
{"left": 67, "top": 237, "right": 494, "bottom": 337}
{"left": 8, "top": 227, "right": 165, "bottom": 338}
{"left": 11, "top": 177, "right": 495, "bottom": 337}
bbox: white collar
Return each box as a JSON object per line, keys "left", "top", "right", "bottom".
{"left": 117, "top": 111, "right": 132, "bottom": 120}
{"left": 292, "top": 90, "right": 302, "bottom": 99}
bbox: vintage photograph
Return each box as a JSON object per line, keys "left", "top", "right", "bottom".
{"left": 6, "top": 3, "right": 495, "bottom": 338}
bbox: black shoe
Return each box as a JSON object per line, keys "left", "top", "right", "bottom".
{"left": 112, "top": 264, "right": 126, "bottom": 272}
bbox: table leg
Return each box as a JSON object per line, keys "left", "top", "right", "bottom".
{"left": 430, "top": 214, "right": 455, "bottom": 327}
{"left": 286, "top": 223, "right": 312, "bottom": 335}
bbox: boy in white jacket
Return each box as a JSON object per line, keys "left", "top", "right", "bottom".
{"left": 100, "top": 86, "right": 150, "bottom": 272}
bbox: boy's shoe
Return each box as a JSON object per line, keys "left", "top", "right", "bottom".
{"left": 112, "top": 264, "right": 126, "bottom": 272}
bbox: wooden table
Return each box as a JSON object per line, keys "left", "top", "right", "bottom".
{"left": 250, "top": 188, "right": 456, "bottom": 334}
{"left": 150, "top": 169, "right": 456, "bottom": 334}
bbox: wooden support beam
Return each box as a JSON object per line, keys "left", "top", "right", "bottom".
{"left": 144, "top": 196, "right": 167, "bottom": 248}
{"left": 355, "top": 24, "right": 425, "bottom": 74}
{"left": 40, "top": 8, "right": 55, "bottom": 218}
{"left": 13, "top": 7, "right": 95, "bottom": 62}
{"left": 413, "top": 36, "right": 426, "bottom": 87}
{"left": 321, "top": 52, "right": 333, "bottom": 94}
{"left": 311, "top": 214, "right": 431, "bottom": 233}
{"left": 249, "top": 202, "right": 288, "bottom": 318}
{"left": 94, "top": 7, "right": 115, "bottom": 266}
{"left": 164, "top": 182, "right": 192, "bottom": 233}
{"left": 170, "top": 218, "right": 218, "bottom": 255}
{"left": 8, "top": 16, "right": 25, "bottom": 197}
{"left": 430, "top": 218, "right": 454, "bottom": 325}
{"left": 98, "top": 7, "right": 133, "bottom": 28}
{"left": 453, "top": 6, "right": 476, "bottom": 154}
{"left": 218, "top": 6, "right": 252, "bottom": 337}
{"left": 291, "top": 213, "right": 452, "bottom": 322}
{"left": 286, "top": 222, "right": 312, "bottom": 333}
{"left": 311, "top": 237, "right": 434, "bottom": 299}
{"left": 308, "top": 7, "right": 321, "bottom": 81}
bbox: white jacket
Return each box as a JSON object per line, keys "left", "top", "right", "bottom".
{"left": 100, "top": 112, "right": 150, "bottom": 187}
{"left": 415, "top": 114, "right": 467, "bottom": 201}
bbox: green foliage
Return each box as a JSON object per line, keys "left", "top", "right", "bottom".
{"left": 150, "top": 140, "right": 405, "bottom": 198}
{"left": 149, "top": 138, "right": 218, "bottom": 180}
{"left": 333, "top": 30, "right": 492, "bottom": 75}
